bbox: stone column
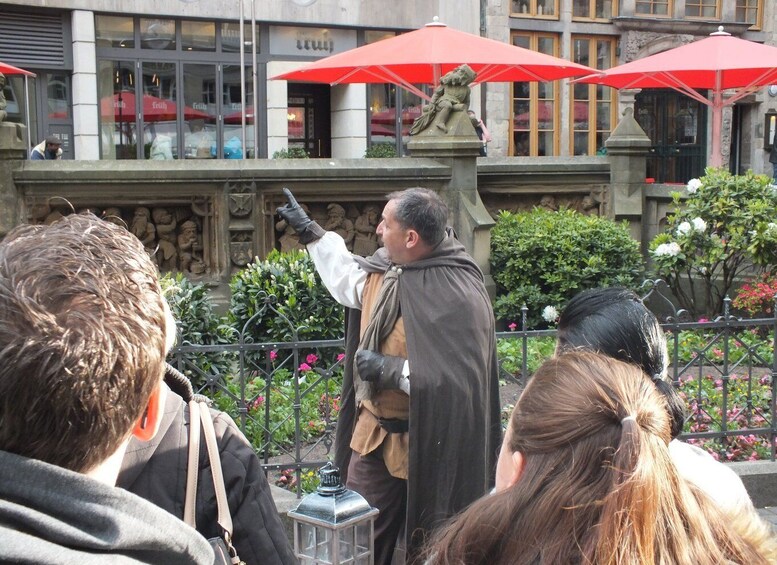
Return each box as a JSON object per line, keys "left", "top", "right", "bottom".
{"left": 605, "top": 107, "right": 651, "bottom": 252}
{"left": 0, "top": 123, "right": 27, "bottom": 237}
{"left": 407, "top": 110, "right": 495, "bottom": 295}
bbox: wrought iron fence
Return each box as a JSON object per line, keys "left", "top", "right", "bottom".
{"left": 169, "top": 281, "right": 777, "bottom": 495}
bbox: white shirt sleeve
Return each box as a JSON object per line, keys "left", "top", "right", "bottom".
{"left": 307, "top": 231, "right": 367, "bottom": 310}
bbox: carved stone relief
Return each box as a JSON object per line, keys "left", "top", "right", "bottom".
{"left": 24, "top": 198, "right": 213, "bottom": 276}
{"left": 226, "top": 180, "right": 257, "bottom": 269}
{"left": 273, "top": 199, "right": 385, "bottom": 256}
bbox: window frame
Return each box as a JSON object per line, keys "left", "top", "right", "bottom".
{"left": 684, "top": 0, "right": 720, "bottom": 19}
{"left": 569, "top": 35, "right": 617, "bottom": 157}
{"left": 634, "top": 0, "right": 673, "bottom": 17}
{"left": 510, "top": 31, "right": 560, "bottom": 157}
{"left": 571, "top": 0, "right": 618, "bottom": 21}
{"left": 510, "top": 0, "right": 561, "bottom": 19}
{"left": 735, "top": 0, "right": 763, "bottom": 30}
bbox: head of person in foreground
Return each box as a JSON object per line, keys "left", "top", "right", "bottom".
{"left": 0, "top": 213, "right": 169, "bottom": 479}
{"left": 424, "top": 351, "right": 777, "bottom": 565}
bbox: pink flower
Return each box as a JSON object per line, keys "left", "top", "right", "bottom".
{"left": 508, "top": 322, "right": 517, "bottom": 331}
{"left": 337, "top": 353, "right": 345, "bottom": 362}
{"left": 306, "top": 353, "right": 318, "bottom": 365}
{"left": 250, "top": 396, "right": 264, "bottom": 410}
{"left": 298, "top": 362, "right": 311, "bottom": 372}
{"left": 697, "top": 317, "right": 709, "bottom": 323}
{"left": 269, "top": 350, "right": 278, "bottom": 361}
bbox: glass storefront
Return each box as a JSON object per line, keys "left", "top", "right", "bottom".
{"left": 96, "top": 15, "right": 260, "bottom": 160}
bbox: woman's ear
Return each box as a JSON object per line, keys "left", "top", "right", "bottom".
{"left": 132, "top": 381, "right": 167, "bottom": 442}
{"left": 507, "top": 451, "right": 526, "bottom": 488}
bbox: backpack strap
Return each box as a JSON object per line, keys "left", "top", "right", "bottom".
{"left": 184, "top": 398, "right": 242, "bottom": 565}
{"left": 183, "top": 400, "right": 202, "bottom": 528}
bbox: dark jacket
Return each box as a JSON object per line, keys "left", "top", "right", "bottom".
{"left": 117, "top": 365, "right": 296, "bottom": 565}
{"left": 0, "top": 449, "right": 214, "bottom": 565}
{"left": 335, "top": 231, "right": 502, "bottom": 560}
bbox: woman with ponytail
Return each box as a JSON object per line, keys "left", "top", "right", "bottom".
{"left": 423, "top": 352, "right": 776, "bottom": 565}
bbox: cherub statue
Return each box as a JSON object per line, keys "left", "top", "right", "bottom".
{"left": 409, "top": 64, "right": 477, "bottom": 136}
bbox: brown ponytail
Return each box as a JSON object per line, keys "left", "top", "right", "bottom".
{"left": 423, "top": 352, "right": 777, "bottom": 565}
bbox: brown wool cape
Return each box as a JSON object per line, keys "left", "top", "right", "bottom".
{"left": 334, "top": 230, "right": 502, "bottom": 559}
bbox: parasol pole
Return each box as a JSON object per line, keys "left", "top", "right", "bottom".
{"left": 23, "top": 75, "right": 31, "bottom": 150}
{"left": 251, "top": 0, "right": 258, "bottom": 158}
{"left": 239, "top": 0, "right": 246, "bottom": 159}
{"left": 710, "top": 69, "right": 723, "bottom": 168}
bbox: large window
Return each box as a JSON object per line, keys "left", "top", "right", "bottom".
{"left": 736, "top": 0, "right": 762, "bottom": 29}
{"left": 685, "top": 0, "right": 718, "bottom": 17}
{"left": 96, "top": 15, "right": 259, "bottom": 160}
{"left": 571, "top": 36, "right": 616, "bottom": 156}
{"left": 635, "top": 0, "right": 671, "bottom": 15}
{"left": 510, "top": 0, "right": 558, "bottom": 17}
{"left": 511, "top": 33, "right": 559, "bottom": 156}
{"left": 572, "top": 0, "right": 617, "bottom": 19}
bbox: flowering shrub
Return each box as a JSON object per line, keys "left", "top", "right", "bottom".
{"left": 650, "top": 168, "right": 777, "bottom": 317}
{"left": 678, "top": 371, "right": 773, "bottom": 462}
{"left": 491, "top": 208, "right": 643, "bottom": 328}
{"left": 732, "top": 274, "right": 777, "bottom": 316}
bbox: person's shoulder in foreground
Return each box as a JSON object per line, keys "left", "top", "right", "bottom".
{"left": 0, "top": 214, "right": 213, "bottom": 564}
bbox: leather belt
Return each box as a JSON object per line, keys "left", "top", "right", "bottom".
{"left": 378, "top": 417, "right": 409, "bottom": 434}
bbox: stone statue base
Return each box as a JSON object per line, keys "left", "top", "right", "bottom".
{"left": 407, "top": 111, "right": 482, "bottom": 158}
{"left": 0, "top": 122, "right": 27, "bottom": 160}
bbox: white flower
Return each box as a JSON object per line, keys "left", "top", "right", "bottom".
{"left": 676, "top": 221, "right": 692, "bottom": 236}
{"left": 768, "top": 222, "right": 777, "bottom": 234}
{"left": 687, "top": 178, "right": 702, "bottom": 194}
{"left": 653, "top": 242, "right": 681, "bottom": 257}
{"left": 691, "top": 217, "right": 707, "bottom": 232}
{"left": 542, "top": 305, "right": 559, "bottom": 323}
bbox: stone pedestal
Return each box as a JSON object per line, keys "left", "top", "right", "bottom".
{"left": 605, "top": 107, "right": 652, "bottom": 251}
{"left": 0, "top": 122, "right": 28, "bottom": 237}
{"left": 408, "top": 112, "right": 495, "bottom": 296}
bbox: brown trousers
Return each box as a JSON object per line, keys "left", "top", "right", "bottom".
{"left": 347, "top": 446, "right": 407, "bottom": 565}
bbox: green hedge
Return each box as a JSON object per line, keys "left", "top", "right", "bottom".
{"left": 491, "top": 208, "right": 644, "bottom": 327}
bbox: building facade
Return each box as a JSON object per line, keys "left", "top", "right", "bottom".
{"left": 0, "top": 0, "right": 773, "bottom": 181}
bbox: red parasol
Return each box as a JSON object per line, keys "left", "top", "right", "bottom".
{"left": 577, "top": 27, "right": 777, "bottom": 167}
{"left": 0, "top": 61, "right": 35, "bottom": 77}
{"left": 272, "top": 18, "right": 596, "bottom": 100}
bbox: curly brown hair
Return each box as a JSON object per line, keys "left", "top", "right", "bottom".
{"left": 0, "top": 214, "right": 167, "bottom": 473}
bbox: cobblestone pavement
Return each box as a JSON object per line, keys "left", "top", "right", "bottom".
{"left": 757, "top": 507, "right": 777, "bottom": 530}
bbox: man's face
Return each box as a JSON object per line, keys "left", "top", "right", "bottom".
{"left": 375, "top": 200, "right": 408, "bottom": 264}
{"left": 47, "top": 143, "right": 60, "bottom": 152}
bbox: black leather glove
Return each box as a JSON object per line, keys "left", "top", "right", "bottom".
{"left": 356, "top": 350, "right": 407, "bottom": 390}
{"left": 275, "top": 187, "right": 326, "bottom": 244}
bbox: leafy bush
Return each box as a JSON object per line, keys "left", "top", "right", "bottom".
{"left": 272, "top": 147, "right": 309, "bottom": 159}
{"left": 161, "top": 273, "right": 234, "bottom": 386}
{"left": 364, "top": 142, "right": 397, "bottom": 158}
{"left": 497, "top": 335, "right": 555, "bottom": 379}
{"left": 228, "top": 249, "right": 344, "bottom": 343}
{"left": 650, "top": 168, "right": 777, "bottom": 318}
{"left": 490, "top": 208, "right": 643, "bottom": 327}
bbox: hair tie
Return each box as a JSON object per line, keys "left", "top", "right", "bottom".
{"left": 651, "top": 373, "right": 663, "bottom": 383}
{"left": 621, "top": 415, "right": 637, "bottom": 425}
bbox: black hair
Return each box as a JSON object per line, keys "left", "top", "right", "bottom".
{"left": 557, "top": 287, "right": 686, "bottom": 438}
{"left": 386, "top": 187, "right": 448, "bottom": 247}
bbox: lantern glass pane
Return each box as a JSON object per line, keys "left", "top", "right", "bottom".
{"left": 338, "top": 528, "right": 355, "bottom": 560}
{"left": 315, "top": 526, "right": 333, "bottom": 563}
{"left": 300, "top": 523, "right": 317, "bottom": 557}
{"left": 355, "top": 523, "right": 372, "bottom": 556}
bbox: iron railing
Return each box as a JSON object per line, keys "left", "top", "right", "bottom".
{"left": 169, "top": 282, "right": 777, "bottom": 495}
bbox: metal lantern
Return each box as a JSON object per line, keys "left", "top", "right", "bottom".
{"left": 288, "top": 462, "right": 378, "bottom": 564}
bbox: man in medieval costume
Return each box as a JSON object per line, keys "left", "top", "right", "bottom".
{"left": 277, "top": 187, "right": 501, "bottom": 565}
